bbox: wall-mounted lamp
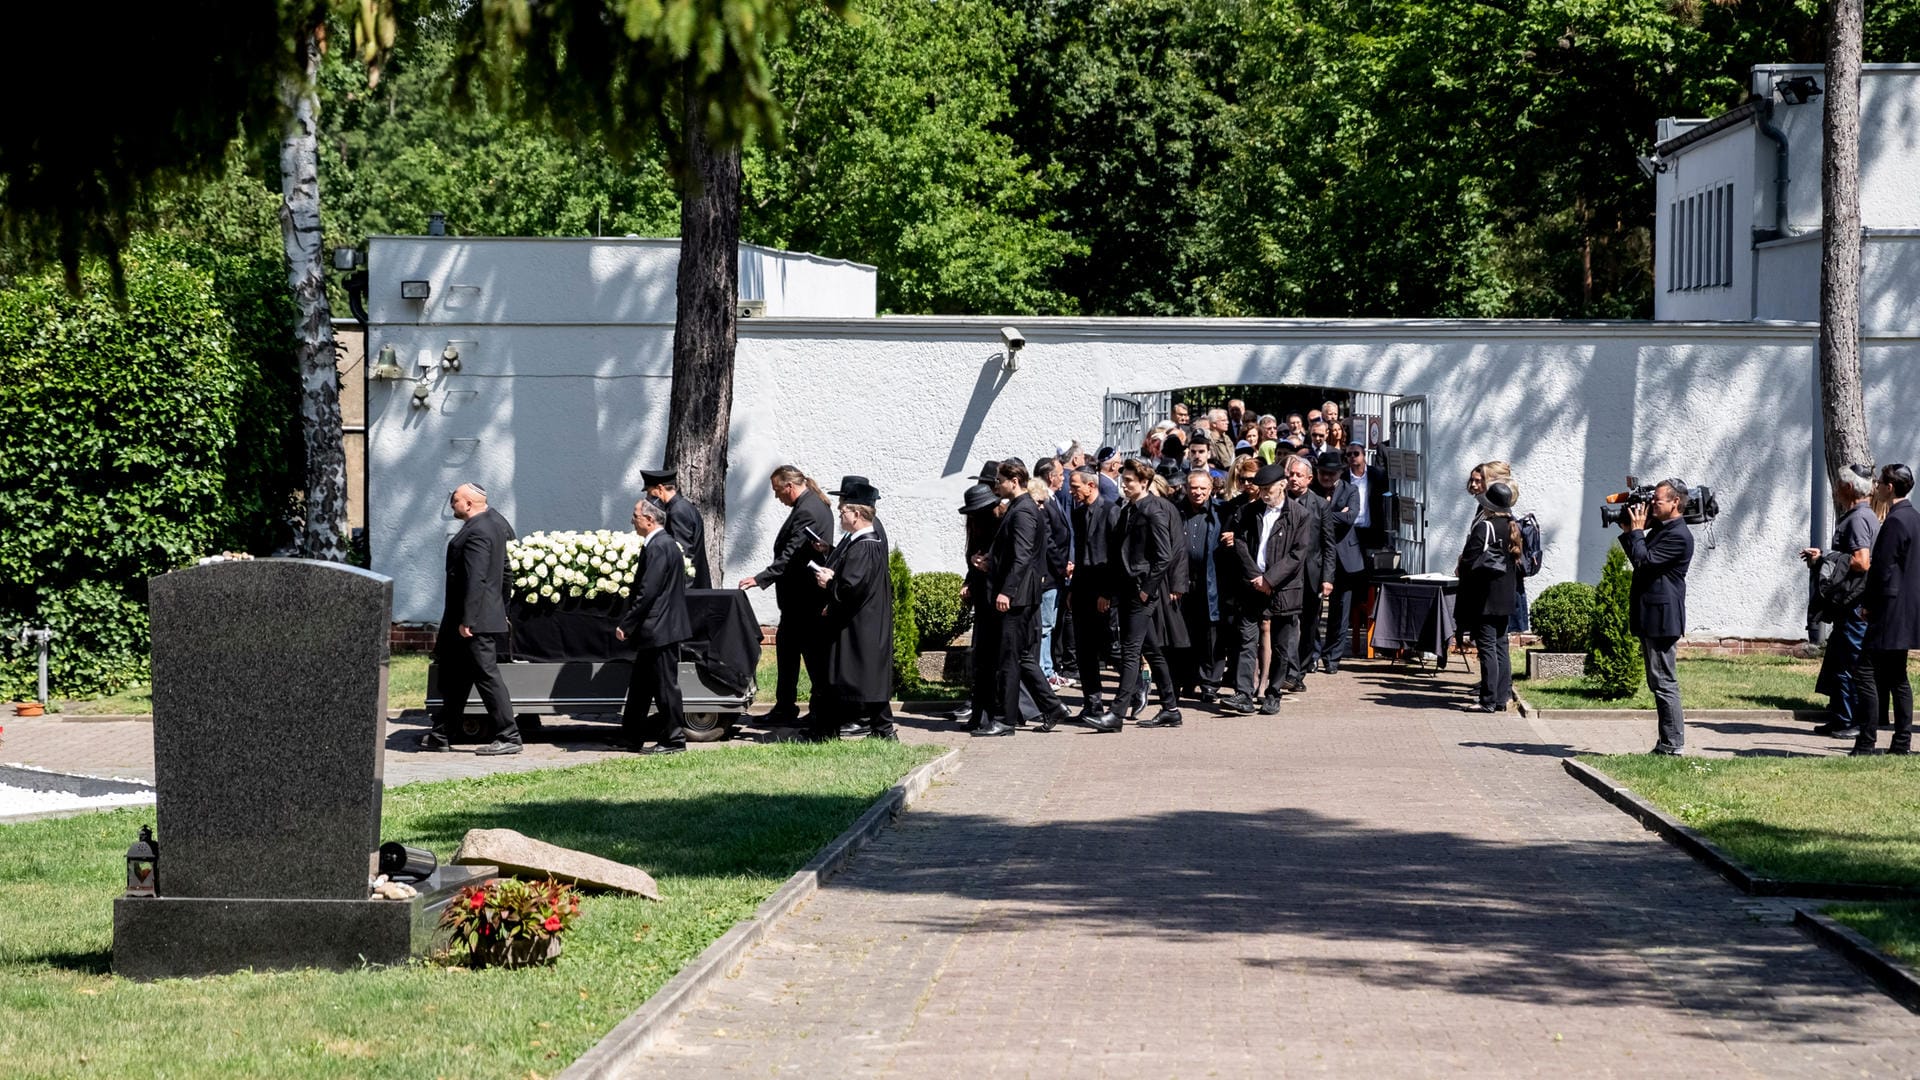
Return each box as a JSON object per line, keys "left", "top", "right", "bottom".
{"left": 1776, "top": 75, "right": 1823, "bottom": 105}
{"left": 410, "top": 379, "right": 433, "bottom": 409}
{"left": 441, "top": 343, "right": 462, "bottom": 371}
{"left": 400, "top": 280, "right": 431, "bottom": 300}
{"left": 331, "top": 247, "right": 361, "bottom": 271}
{"left": 1000, "top": 326, "right": 1025, "bottom": 373}
{"left": 370, "top": 343, "right": 406, "bottom": 380}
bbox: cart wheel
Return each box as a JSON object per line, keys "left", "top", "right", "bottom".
{"left": 514, "top": 713, "right": 545, "bottom": 741}
{"left": 685, "top": 712, "right": 733, "bottom": 743}
{"left": 458, "top": 713, "right": 486, "bottom": 740}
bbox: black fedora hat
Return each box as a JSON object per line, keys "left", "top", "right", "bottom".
{"left": 957, "top": 483, "right": 998, "bottom": 514}
{"left": 970, "top": 459, "right": 1001, "bottom": 483}
{"left": 1315, "top": 450, "right": 1343, "bottom": 472}
{"left": 828, "top": 475, "right": 879, "bottom": 500}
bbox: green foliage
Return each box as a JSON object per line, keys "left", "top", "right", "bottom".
{"left": 911, "top": 571, "right": 971, "bottom": 649}
{"left": 0, "top": 237, "right": 298, "bottom": 699}
{"left": 1588, "top": 546, "right": 1643, "bottom": 700}
{"left": 889, "top": 547, "right": 919, "bottom": 694}
{"left": 1530, "top": 581, "right": 1597, "bottom": 655}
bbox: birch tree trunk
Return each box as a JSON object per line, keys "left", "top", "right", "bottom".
{"left": 1819, "top": 0, "right": 1871, "bottom": 485}
{"left": 280, "top": 24, "right": 349, "bottom": 561}
{"left": 667, "top": 68, "right": 742, "bottom": 583}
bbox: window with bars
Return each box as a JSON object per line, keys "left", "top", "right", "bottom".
{"left": 1667, "top": 182, "right": 1736, "bottom": 292}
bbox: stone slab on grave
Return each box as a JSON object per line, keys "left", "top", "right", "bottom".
{"left": 112, "top": 559, "right": 493, "bottom": 979}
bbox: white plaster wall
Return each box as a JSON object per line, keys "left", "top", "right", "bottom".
{"left": 739, "top": 246, "right": 879, "bottom": 316}
{"left": 1756, "top": 233, "right": 1920, "bottom": 332}
{"left": 1653, "top": 123, "right": 1759, "bottom": 321}
{"left": 368, "top": 302, "right": 1920, "bottom": 640}
{"left": 1748, "top": 64, "right": 1920, "bottom": 231}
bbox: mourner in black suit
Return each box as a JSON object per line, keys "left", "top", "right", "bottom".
{"left": 431, "top": 483, "right": 520, "bottom": 754}
{"left": 975, "top": 460, "right": 1071, "bottom": 736}
{"left": 1855, "top": 464, "right": 1920, "bottom": 755}
{"left": 1619, "top": 479, "right": 1695, "bottom": 755}
{"left": 1343, "top": 446, "right": 1395, "bottom": 554}
{"left": 1115, "top": 460, "right": 1184, "bottom": 728}
{"left": 1285, "top": 456, "right": 1336, "bottom": 691}
{"left": 1174, "top": 471, "right": 1227, "bottom": 701}
{"left": 616, "top": 499, "right": 693, "bottom": 754}
{"left": 815, "top": 484, "right": 896, "bottom": 741}
{"left": 740, "top": 465, "right": 835, "bottom": 726}
{"left": 644, "top": 467, "right": 711, "bottom": 590}
{"left": 1067, "top": 467, "right": 1122, "bottom": 730}
{"left": 1312, "top": 451, "right": 1364, "bottom": 672}
{"left": 1223, "top": 462, "right": 1313, "bottom": 714}
{"left": 955, "top": 477, "right": 1003, "bottom": 728}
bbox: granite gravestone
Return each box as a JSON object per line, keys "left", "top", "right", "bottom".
{"left": 112, "top": 559, "right": 491, "bottom": 979}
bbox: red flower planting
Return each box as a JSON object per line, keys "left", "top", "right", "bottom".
{"left": 543, "top": 915, "right": 563, "bottom": 933}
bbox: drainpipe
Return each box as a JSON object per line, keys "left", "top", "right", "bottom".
{"left": 1756, "top": 98, "right": 1790, "bottom": 239}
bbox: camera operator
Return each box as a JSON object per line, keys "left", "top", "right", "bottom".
{"left": 1854, "top": 464, "right": 1920, "bottom": 756}
{"left": 1801, "top": 463, "right": 1878, "bottom": 739}
{"left": 1618, "top": 479, "right": 1695, "bottom": 756}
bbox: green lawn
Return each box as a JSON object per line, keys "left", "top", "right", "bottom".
{"left": 52, "top": 649, "right": 960, "bottom": 716}
{"left": 1519, "top": 653, "right": 1882, "bottom": 712}
{"left": 0, "top": 743, "right": 943, "bottom": 1079}
{"left": 1582, "top": 753, "right": 1920, "bottom": 887}
{"left": 1824, "top": 902, "right": 1920, "bottom": 969}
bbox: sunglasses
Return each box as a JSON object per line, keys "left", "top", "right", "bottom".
{"left": 1345, "top": 450, "right": 1365, "bottom": 458}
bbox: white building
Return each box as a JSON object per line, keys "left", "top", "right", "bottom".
{"left": 362, "top": 66, "right": 1920, "bottom": 641}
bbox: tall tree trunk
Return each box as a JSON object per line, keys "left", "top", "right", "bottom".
{"left": 1819, "top": 0, "right": 1871, "bottom": 485}
{"left": 280, "top": 24, "right": 348, "bottom": 561}
{"left": 667, "top": 68, "right": 742, "bottom": 584}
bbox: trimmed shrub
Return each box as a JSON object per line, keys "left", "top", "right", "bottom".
{"left": 0, "top": 237, "right": 298, "bottom": 699}
{"left": 1588, "top": 546, "right": 1643, "bottom": 699}
{"left": 1529, "top": 581, "right": 1597, "bottom": 654}
{"left": 889, "top": 547, "right": 919, "bottom": 694}
{"left": 912, "top": 571, "right": 970, "bottom": 648}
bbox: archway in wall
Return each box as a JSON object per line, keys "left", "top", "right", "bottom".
{"left": 1103, "top": 382, "right": 1432, "bottom": 572}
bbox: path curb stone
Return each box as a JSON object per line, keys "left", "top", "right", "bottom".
{"left": 1794, "top": 907, "right": 1920, "bottom": 1013}
{"left": 1563, "top": 759, "right": 1920, "bottom": 901}
{"left": 556, "top": 748, "right": 963, "bottom": 1080}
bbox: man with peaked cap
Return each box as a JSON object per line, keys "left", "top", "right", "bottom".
{"left": 644, "top": 467, "right": 710, "bottom": 589}
{"left": 1222, "top": 460, "right": 1313, "bottom": 714}
{"left": 814, "top": 479, "right": 896, "bottom": 741}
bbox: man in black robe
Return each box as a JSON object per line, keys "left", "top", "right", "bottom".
{"left": 429, "top": 482, "right": 521, "bottom": 755}
{"left": 815, "top": 481, "right": 896, "bottom": 741}
{"left": 740, "top": 466, "right": 835, "bottom": 728}
{"left": 615, "top": 498, "right": 693, "bottom": 754}
{"left": 644, "top": 467, "right": 711, "bottom": 589}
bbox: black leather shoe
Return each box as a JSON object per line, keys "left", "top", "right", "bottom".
{"left": 1650, "top": 746, "right": 1682, "bottom": 756}
{"left": 945, "top": 701, "right": 974, "bottom": 723}
{"left": 1282, "top": 680, "right": 1307, "bottom": 694}
{"left": 641, "top": 744, "right": 687, "bottom": 755}
{"left": 475, "top": 739, "right": 523, "bottom": 756}
{"left": 1034, "top": 709, "right": 1071, "bottom": 733}
{"left": 1139, "top": 708, "right": 1183, "bottom": 728}
{"left": 1825, "top": 726, "right": 1862, "bottom": 740}
{"left": 1081, "top": 711, "right": 1122, "bottom": 733}
{"left": 418, "top": 734, "right": 452, "bottom": 753}
{"left": 1324, "top": 662, "right": 1339, "bottom": 674}
{"left": 1893, "top": 745, "right": 1913, "bottom": 756}
{"left": 972, "top": 718, "right": 1016, "bottom": 737}
{"left": 1849, "top": 746, "right": 1878, "bottom": 757}
{"left": 866, "top": 729, "right": 899, "bottom": 741}
{"left": 1465, "top": 703, "right": 1498, "bottom": 713}
{"left": 839, "top": 722, "right": 870, "bottom": 737}
{"left": 1258, "top": 694, "right": 1283, "bottom": 715}
{"left": 763, "top": 705, "right": 801, "bottom": 727}
{"left": 1217, "top": 692, "right": 1256, "bottom": 714}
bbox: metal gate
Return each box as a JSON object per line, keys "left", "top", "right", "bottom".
{"left": 1103, "top": 389, "right": 1171, "bottom": 454}
{"left": 1387, "top": 395, "right": 1429, "bottom": 573}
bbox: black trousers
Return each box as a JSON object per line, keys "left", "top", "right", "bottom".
{"left": 1071, "top": 591, "right": 1112, "bottom": 708}
{"left": 1853, "top": 647, "right": 1915, "bottom": 753}
{"left": 1322, "top": 570, "right": 1362, "bottom": 666}
{"left": 623, "top": 642, "right": 686, "bottom": 748}
{"left": 1469, "top": 618, "right": 1513, "bottom": 709}
{"left": 1116, "top": 596, "right": 1176, "bottom": 713}
{"left": 1232, "top": 608, "right": 1298, "bottom": 699}
{"left": 1056, "top": 595, "right": 1079, "bottom": 675}
{"left": 998, "top": 602, "right": 1065, "bottom": 722}
{"left": 1173, "top": 608, "right": 1223, "bottom": 694}
{"left": 432, "top": 631, "right": 517, "bottom": 743}
{"left": 772, "top": 604, "right": 827, "bottom": 716}
{"left": 1295, "top": 591, "right": 1323, "bottom": 683}
{"left": 969, "top": 601, "right": 1000, "bottom": 722}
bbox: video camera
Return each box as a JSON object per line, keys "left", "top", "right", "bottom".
{"left": 1598, "top": 477, "right": 1720, "bottom": 528}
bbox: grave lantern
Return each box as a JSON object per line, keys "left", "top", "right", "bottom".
{"left": 125, "top": 825, "right": 158, "bottom": 897}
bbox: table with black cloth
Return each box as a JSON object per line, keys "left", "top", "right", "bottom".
{"left": 1370, "top": 577, "right": 1459, "bottom": 669}
{"left": 507, "top": 589, "right": 762, "bottom": 695}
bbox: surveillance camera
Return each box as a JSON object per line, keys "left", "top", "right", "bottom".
{"left": 1000, "top": 326, "right": 1025, "bottom": 352}
{"left": 1635, "top": 154, "right": 1666, "bottom": 178}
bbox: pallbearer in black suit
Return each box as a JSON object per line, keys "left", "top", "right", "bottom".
{"left": 430, "top": 482, "right": 521, "bottom": 754}
{"left": 814, "top": 480, "right": 897, "bottom": 741}
{"left": 740, "top": 465, "right": 836, "bottom": 727}
{"left": 1223, "top": 462, "right": 1312, "bottom": 715}
{"left": 1066, "top": 467, "right": 1123, "bottom": 731}
{"left": 1115, "top": 459, "right": 1183, "bottom": 728}
{"left": 644, "top": 467, "right": 711, "bottom": 590}
{"left": 615, "top": 498, "right": 693, "bottom": 754}
{"left": 974, "top": 459, "right": 1072, "bottom": 736}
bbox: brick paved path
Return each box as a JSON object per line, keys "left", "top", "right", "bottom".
{"left": 612, "top": 663, "right": 1920, "bottom": 1078}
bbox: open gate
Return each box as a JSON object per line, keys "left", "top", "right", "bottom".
{"left": 1102, "top": 389, "right": 1170, "bottom": 454}
{"left": 1386, "top": 395, "right": 1429, "bottom": 573}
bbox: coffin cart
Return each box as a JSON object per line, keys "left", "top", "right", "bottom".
{"left": 426, "top": 589, "right": 761, "bottom": 743}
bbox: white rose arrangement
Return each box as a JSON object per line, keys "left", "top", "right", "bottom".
{"left": 507, "top": 530, "right": 643, "bottom": 607}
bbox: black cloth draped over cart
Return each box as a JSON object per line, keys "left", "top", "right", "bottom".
{"left": 507, "top": 589, "right": 762, "bottom": 695}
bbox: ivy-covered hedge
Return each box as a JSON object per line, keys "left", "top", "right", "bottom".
{"left": 0, "top": 237, "right": 299, "bottom": 699}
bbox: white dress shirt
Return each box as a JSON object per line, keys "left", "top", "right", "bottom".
{"left": 1350, "top": 467, "right": 1371, "bottom": 528}
{"left": 1254, "top": 503, "right": 1283, "bottom": 573}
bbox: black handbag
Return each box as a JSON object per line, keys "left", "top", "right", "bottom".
{"left": 1814, "top": 549, "right": 1867, "bottom": 619}
{"left": 1462, "top": 519, "right": 1508, "bottom": 576}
